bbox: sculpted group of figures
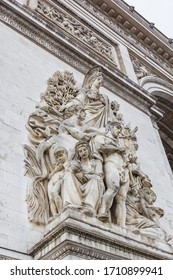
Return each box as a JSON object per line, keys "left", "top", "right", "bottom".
{"left": 24, "top": 66, "right": 171, "bottom": 243}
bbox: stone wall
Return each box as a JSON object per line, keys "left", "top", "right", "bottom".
{"left": 0, "top": 18, "right": 173, "bottom": 259}
{"left": 0, "top": 22, "right": 83, "bottom": 257}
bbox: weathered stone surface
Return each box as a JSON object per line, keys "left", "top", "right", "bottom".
{"left": 0, "top": 0, "right": 173, "bottom": 260}
{"left": 29, "top": 208, "right": 173, "bottom": 260}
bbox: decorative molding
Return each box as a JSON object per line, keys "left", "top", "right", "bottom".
{"left": 72, "top": 0, "right": 173, "bottom": 77}
{"left": 35, "top": 0, "right": 117, "bottom": 65}
{"left": 95, "top": 0, "right": 173, "bottom": 49}
{"left": 140, "top": 76, "right": 173, "bottom": 93}
{"left": 88, "top": 0, "right": 173, "bottom": 54}
{"left": 1, "top": 0, "right": 164, "bottom": 132}
{"left": 0, "top": 0, "right": 160, "bottom": 119}
{"left": 46, "top": 242, "right": 114, "bottom": 260}
{"left": 29, "top": 210, "right": 173, "bottom": 260}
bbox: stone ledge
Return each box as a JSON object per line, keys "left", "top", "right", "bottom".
{"left": 29, "top": 209, "right": 173, "bottom": 260}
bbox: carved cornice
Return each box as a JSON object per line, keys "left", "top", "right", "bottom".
{"left": 29, "top": 213, "right": 173, "bottom": 260}
{"left": 72, "top": 0, "right": 173, "bottom": 78}
{"left": 45, "top": 241, "right": 115, "bottom": 260}
{"left": 91, "top": 0, "right": 173, "bottom": 51}
{"left": 1, "top": 0, "right": 163, "bottom": 124}
{"left": 29, "top": 224, "right": 154, "bottom": 260}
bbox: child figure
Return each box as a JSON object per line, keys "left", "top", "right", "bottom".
{"left": 48, "top": 146, "right": 83, "bottom": 219}
{"left": 48, "top": 147, "right": 68, "bottom": 218}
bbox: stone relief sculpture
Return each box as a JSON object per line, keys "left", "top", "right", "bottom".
{"left": 24, "top": 66, "right": 171, "bottom": 244}
{"left": 131, "top": 56, "right": 156, "bottom": 81}
{"left": 73, "top": 141, "right": 105, "bottom": 217}
{"left": 36, "top": 0, "right": 115, "bottom": 64}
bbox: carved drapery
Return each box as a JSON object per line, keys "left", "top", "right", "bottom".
{"left": 24, "top": 66, "right": 172, "bottom": 245}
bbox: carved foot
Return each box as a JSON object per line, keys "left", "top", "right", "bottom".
{"left": 82, "top": 205, "right": 96, "bottom": 217}
{"left": 97, "top": 212, "right": 109, "bottom": 222}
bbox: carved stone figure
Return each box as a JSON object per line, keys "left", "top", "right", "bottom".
{"left": 60, "top": 66, "right": 112, "bottom": 128}
{"left": 126, "top": 186, "right": 169, "bottom": 241}
{"left": 88, "top": 122, "right": 126, "bottom": 223}
{"left": 59, "top": 105, "right": 89, "bottom": 141}
{"left": 131, "top": 56, "right": 156, "bottom": 81}
{"left": 24, "top": 66, "right": 170, "bottom": 244}
{"left": 73, "top": 141, "right": 105, "bottom": 217}
{"left": 48, "top": 145, "right": 84, "bottom": 219}
{"left": 47, "top": 147, "right": 67, "bottom": 218}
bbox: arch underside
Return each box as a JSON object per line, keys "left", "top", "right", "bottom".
{"left": 141, "top": 77, "right": 173, "bottom": 172}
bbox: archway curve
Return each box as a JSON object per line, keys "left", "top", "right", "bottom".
{"left": 140, "top": 76, "right": 173, "bottom": 101}
{"left": 140, "top": 76, "right": 173, "bottom": 171}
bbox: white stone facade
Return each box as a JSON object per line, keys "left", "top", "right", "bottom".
{"left": 0, "top": 0, "right": 173, "bottom": 259}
